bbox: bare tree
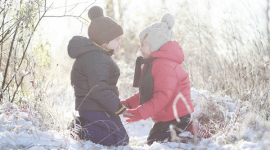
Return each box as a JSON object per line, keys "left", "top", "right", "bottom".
{"left": 0, "top": 0, "right": 51, "bottom": 102}
{"left": 116, "top": 0, "right": 129, "bottom": 26}
{"left": 118, "top": 0, "right": 123, "bottom": 24}
{"left": 267, "top": 0, "right": 270, "bottom": 55}
{"left": 106, "top": 0, "right": 115, "bottom": 20}
{"left": 0, "top": 0, "right": 96, "bottom": 103}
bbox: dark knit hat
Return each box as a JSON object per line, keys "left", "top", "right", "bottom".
{"left": 88, "top": 6, "right": 123, "bottom": 45}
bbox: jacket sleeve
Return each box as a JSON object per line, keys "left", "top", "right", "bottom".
{"left": 110, "top": 85, "right": 119, "bottom": 97}
{"left": 122, "top": 92, "right": 140, "bottom": 109}
{"left": 137, "top": 62, "right": 178, "bottom": 120}
{"left": 84, "top": 54, "right": 125, "bottom": 115}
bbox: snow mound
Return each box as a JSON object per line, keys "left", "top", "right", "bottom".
{"left": 0, "top": 89, "right": 270, "bottom": 150}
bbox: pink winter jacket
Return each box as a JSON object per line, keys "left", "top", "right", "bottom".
{"left": 124, "top": 41, "right": 194, "bottom": 123}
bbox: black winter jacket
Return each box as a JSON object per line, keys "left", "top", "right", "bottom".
{"left": 68, "top": 36, "right": 125, "bottom": 115}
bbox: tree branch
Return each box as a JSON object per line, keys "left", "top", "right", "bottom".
{"left": 3, "top": 1, "right": 53, "bottom": 93}
{"left": 11, "top": 75, "right": 26, "bottom": 103}
{"left": 44, "top": 0, "right": 97, "bottom": 24}
{"left": 43, "top": 15, "right": 89, "bottom": 23}
{"left": 79, "top": 0, "right": 97, "bottom": 17}
{"left": 1, "top": 22, "right": 19, "bottom": 93}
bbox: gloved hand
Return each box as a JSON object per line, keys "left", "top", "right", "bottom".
{"left": 122, "top": 110, "right": 134, "bottom": 116}
{"left": 123, "top": 109, "right": 143, "bottom": 122}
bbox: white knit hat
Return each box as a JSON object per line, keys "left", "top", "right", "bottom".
{"left": 139, "top": 13, "right": 175, "bottom": 52}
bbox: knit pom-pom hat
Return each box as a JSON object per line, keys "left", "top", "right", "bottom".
{"left": 88, "top": 6, "right": 123, "bottom": 45}
{"left": 139, "top": 13, "right": 175, "bottom": 52}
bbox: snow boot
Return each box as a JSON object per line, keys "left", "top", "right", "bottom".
{"left": 68, "top": 116, "right": 86, "bottom": 140}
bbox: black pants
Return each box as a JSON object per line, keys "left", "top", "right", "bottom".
{"left": 79, "top": 111, "right": 129, "bottom": 146}
{"left": 147, "top": 114, "right": 191, "bottom": 145}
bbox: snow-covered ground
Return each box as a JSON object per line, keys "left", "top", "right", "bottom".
{"left": 0, "top": 88, "right": 269, "bottom": 150}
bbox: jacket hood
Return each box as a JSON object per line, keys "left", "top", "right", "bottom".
{"left": 149, "top": 41, "right": 184, "bottom": 64}
{"left": 68, "top": 36, "right": 110, "bottom": 59}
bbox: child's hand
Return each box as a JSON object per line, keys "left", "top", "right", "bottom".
{"left": 123, "top": 109, "right": 143, "bottom": 122}
{"left": 122, "top": 110, "right": 134, "bottom": 116}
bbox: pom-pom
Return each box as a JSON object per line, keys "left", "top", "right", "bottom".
{"left": 161, "top": 13, "right": 175, "bottom": 29}
{"left": 88, "top": 6, "right": 104, "bottom": 20}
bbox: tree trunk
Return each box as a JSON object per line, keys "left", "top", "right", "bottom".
{"left": 106, "top": 0, "right": 115, "bottom": 20}
{"left": 267, "top": 0, "right": 270, "bottom": 55}
{"left": 118, "top": 0, "right": 123, "bottom": 25}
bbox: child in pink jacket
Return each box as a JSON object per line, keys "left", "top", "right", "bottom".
{"left": 121, "top": 13, "right": 211, "bottom": 145}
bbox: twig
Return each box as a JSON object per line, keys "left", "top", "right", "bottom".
{"left": 97, "top": 122, "right": 131, "bottom": 145}
{"left": 44, "top": 15, "right": 89, "bottom": 23}
{"left": 68, "top": 3, "right": 78, "bottom": 12}
{"left": 11, "top": 71, "right": 30, "bottom": 103}
{"left": 79, "top": 0, "right": 97, "bottom": 17}
{"left": 44, "top": 0, "right": 97, "bottom": 24}
{"left": 77, "top": 85, "right": 98, "bottom": 110}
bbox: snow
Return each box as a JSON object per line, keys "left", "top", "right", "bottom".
{"left": 0, "top": 89, "right": 270, "bottom": 150}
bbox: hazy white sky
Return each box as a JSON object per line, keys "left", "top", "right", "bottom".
{"left": 37, "top": 0, "right": 267, "bottom": 62}
{"left": 41, "top": 0, "right": 266, "bottom": 38}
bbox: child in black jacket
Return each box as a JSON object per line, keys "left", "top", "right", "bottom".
{"left": 68, "top": 6, "right": 128, "bottom": 146}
